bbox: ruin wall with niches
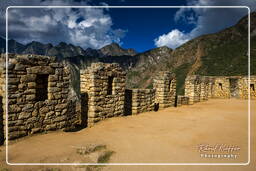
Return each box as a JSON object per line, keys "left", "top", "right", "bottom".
{"left": 153, "top": 71, "right": 176, "bottom": 109}
{"left": 0, "top": 54, "right": 77, "bottom": 142}
{"left": 211, "top": 77, "right": 231, "bottom": 98}
{"left": 184, "top": 75, "right": 256, "bottom": 103}
{"left": 234, "top": 75, "right": 256, "bottom": 99}
{"left": 80, "top": 63, "right": 126, "bottom": 127}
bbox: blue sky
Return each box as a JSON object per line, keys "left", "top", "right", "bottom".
{"left": 0, "top": 0, "right": 256, "bottom": 52}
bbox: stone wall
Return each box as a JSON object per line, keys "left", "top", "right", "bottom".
{"left": 185, "top": 75, "right": 256, "bottom": 102}
{"left": 124, "top": 89, "right": 155, "bottom": 115}
{"left": 154, "top": 71, "right": 176, "bottom": 109}
{"left": 237, "top": 75, "right": 256, "bottom": 99}
{"left": 200, "top": 77, "right": 209, "bottom": 101}
{"left": 177, "top": 95, "right": 189, "bottom": 107}
{"left": 211, "top": 77, "right": 230, "bottom": 98}
{"left": 184, "top": 75, "right": 201, "bottom": 105}
{"left": 0, "top": 54, "right": 77, "bottom": 141}
{"left": 80, "top": 63, "right": 126, "bottom": 127}
{"left": 0, "top": 59, "right": 4, "bottom": 144}
{"left": 0, "top": 95, "right": 3, "bottom": 145}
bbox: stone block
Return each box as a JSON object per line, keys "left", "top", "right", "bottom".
{"left": 18, "top": 112, "right": 31, "bottom": 119}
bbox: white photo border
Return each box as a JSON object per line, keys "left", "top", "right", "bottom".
{"left": 5, "top": 5, "right": 251, "bottom": 166}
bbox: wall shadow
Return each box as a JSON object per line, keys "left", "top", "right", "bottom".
{"left": 174, "top": 95, "right": 178, "bottom": 107}
{"left": 124, "top": 89, "right": 132, "bottom": 116}
{"left": 81, "top": 92, "right": 89, "bottom": 128}
{"left": 154, "top": 103, "right": 159, "bottom": 111}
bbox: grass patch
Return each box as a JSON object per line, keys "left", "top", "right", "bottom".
{"left": 98, "top": 151, "right": 115, "bottom": 163}
{"left": 174, "top": 63, "right": 193, "bottom": 95}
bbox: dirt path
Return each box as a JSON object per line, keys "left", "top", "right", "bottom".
{"left": 0, "top": 99, "right": 255, "bottom": 171}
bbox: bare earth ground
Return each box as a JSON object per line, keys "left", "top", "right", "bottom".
{"left": 0, "top": 99, "right": 255, "bottom": 171}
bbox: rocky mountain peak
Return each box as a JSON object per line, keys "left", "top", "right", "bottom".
{"left": 99, "top": 42, "right": 137, "bottom": 57}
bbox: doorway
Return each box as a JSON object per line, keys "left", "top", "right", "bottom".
{"left": 81, "top": 92, "right": 89, "bottom": 128}
{"left": 229, "top": 78, "right": 239, "bottom": 98}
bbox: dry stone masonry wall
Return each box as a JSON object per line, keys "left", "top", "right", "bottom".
{"left": 80, "top": 63, "right": 126, "bottom": 127}
{"left": 81, "top": 64, "right": 177, "bottom": 125}
{"left": 184, "top": 75, "right": 256, "bottom": 103}
{"left": 211, "top": 77, "right": 230, "bottom": 98}
{"left": 0, "top": 54, "right": 77, "bottom": 141}
{"left": 154, "top": 71, "right": 176, "bottom": 109}
{"left": 1, "top": 55, "right": 255, "bottom": 143}
{"left": 177, "top": 95, "right": 189, "bottom": 107}
{"left": 124, "top": 89, "right": 156, "bottom": 115}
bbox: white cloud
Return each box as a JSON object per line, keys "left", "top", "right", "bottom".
{"left": 154, "top": 29, "right": 191, "bottom": 49}
{"left": 1, "top": 0, "right": 126, "bottom": 49}
{"left": 154, "top": 0, "right": 256, "bottom": 49}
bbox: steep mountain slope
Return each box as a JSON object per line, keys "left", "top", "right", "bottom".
{"left": 128, "top": 12, "right": 255, "bottom": 94}
{"left": 99, "top": 43, "right": 137, "bottom": 57}
{"left": 1, "top": 12, "right": 254, "bottom": 96}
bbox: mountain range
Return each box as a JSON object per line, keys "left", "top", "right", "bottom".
{"left": 1, "top": 12, "right": 255, "bottom": 95}
{"left": 0, "top": 39, "right": 137, "bottom": 58}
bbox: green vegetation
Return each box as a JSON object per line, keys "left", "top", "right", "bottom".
{"left": 98, "top": 151, "right": 115, "bottom": 163}
{"left": 174, "top": 63, "right": 193, "bottom": 95}
{"left": 196, "top": 39, "right": 249, "bottom": 76}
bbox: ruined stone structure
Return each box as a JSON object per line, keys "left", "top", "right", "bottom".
{"left": 124, "top": 89, "right": 156, "bottom": 115}
{"left": 81, "top": 64, "right": 177, "bottom": 122}
{"left": 177, "top": 95, "right": 189, "bottom": 107}
{"left": 184, "top": 75, "right": 201, "bottom": 105}
{"left": 0, "top": 54, "right": 77, "bottom": 142}
{"left": 184, "top": 75, "right": 256, "bottom": 103}
{"left": 211, "top": 77, "right": 231, "bottom": 98}
{"left": 1, "top": 54, "right": 254, "bottom": 143}
{"left": 80, "top": 63, "right": 126, "bottom": 127}
{"left": 154, "top": 71, "right": 176, "bottom": 109}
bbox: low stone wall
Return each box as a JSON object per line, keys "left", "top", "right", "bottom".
{"left": 177, "top": 95, "right": 189, "bottom": 106}
{"left": 0, "top": 54, "right": 77, "bottom": 140}
{"left": 80, "top": 63, "right": 126, "bottom": 127}
{"left": 125, "top": 89, "right": 156, "bottom": 115}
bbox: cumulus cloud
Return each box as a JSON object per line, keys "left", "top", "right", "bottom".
{"left": 154, "top": 0, "right": 256, "bottom": 49}
{"left": 1, "top": 0, "right": 126, "bottom": 49}
{"left": 154, "top": 29, "right": 190, "bottom": 49}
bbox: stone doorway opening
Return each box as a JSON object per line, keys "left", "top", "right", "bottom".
{"left": 250, "top": 84, "right": 255, "bottom": 91}
{"left": 229, "top": 78, "right": 239, "bottom": 98}
{"left": 81, "top": 92, "right": 88, "bottom": 128}
{"left": 107, "top": 76, "right": 114, "bottom": 95}
{"left": 35, "top": 74, "right": 48, "bottom": 101}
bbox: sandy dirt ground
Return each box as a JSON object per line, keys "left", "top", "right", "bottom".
{"left": 0, "top": 99, "right": 255, "bottom": 171}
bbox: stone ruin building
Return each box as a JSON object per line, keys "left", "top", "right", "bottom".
{"left": 0, "top": 54, "right": 255, "bottom": 143}
{"left": 184, "top": 75, "right": 256, "bottom": 104}
{"left": 80, "top": 63, "right": 176, "bottom": 126}
{"left": 154, "top": 71, "right": 176, "bottom": 109}
{"left": 0, "top": 54, "right": 77, "bottom": 144}
{"left": 80, "top": 63, "right": 126, "bottom": 127}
